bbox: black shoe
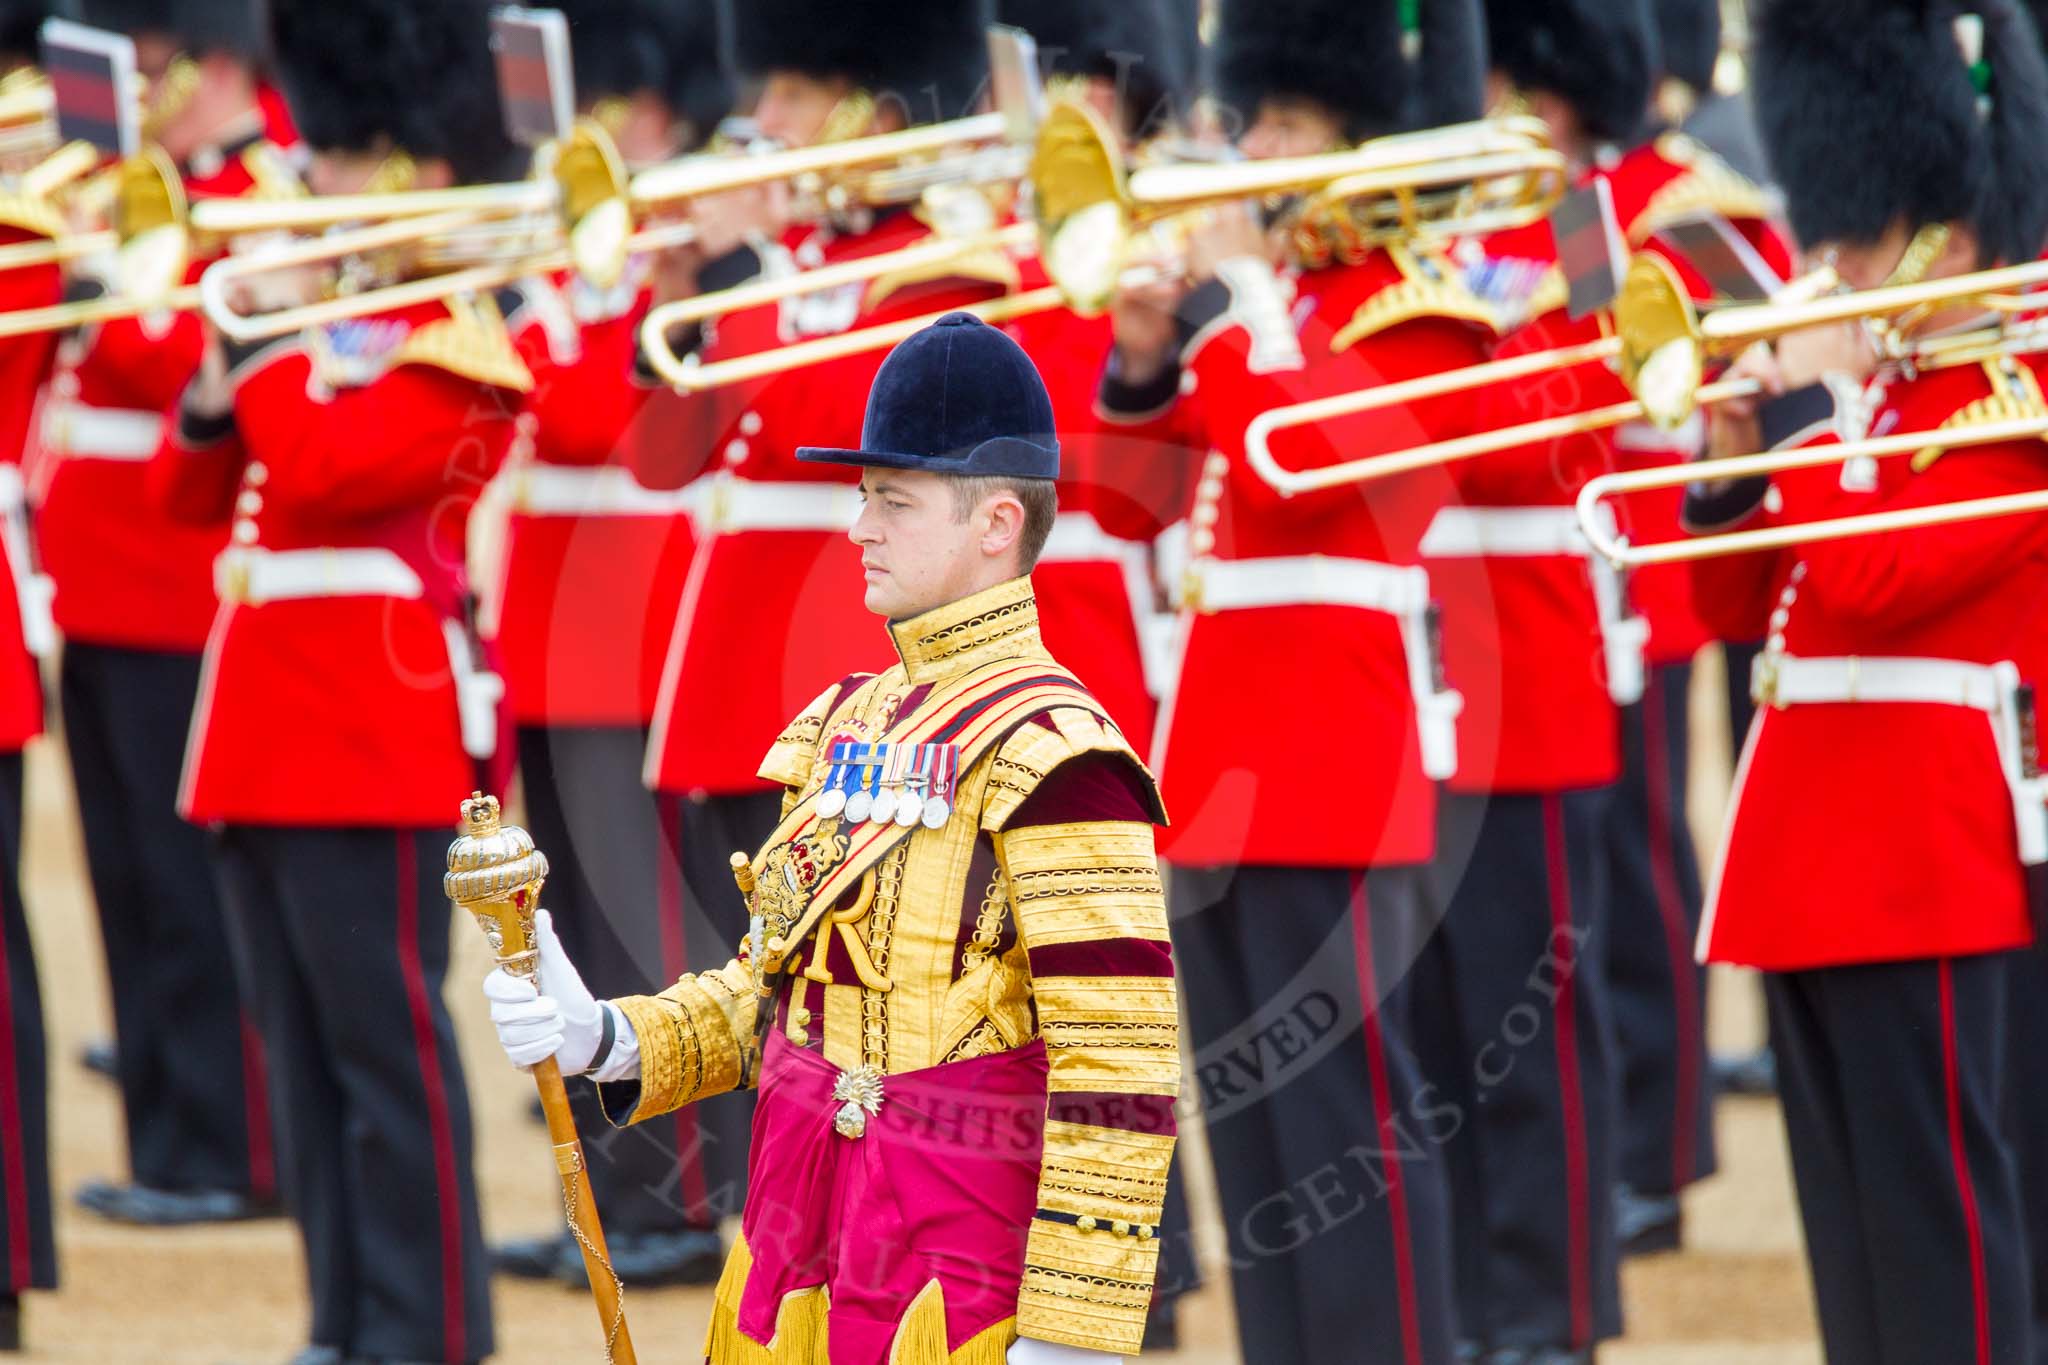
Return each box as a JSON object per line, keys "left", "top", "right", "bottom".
{"left": 284, "top": 1349, "right": 348, "bottom": 1365}
{"left": 80, "top": 1039, "right": 117, "bottom": 1081}
{"left": 0, "top": 1293, "right": 19, "bottom": 1352}
{"left": 1711, "top": 1047, "right": 1778, "bottom": 1097}
{"left": 1140, "top": 1293, "right": 1179, "bottom": 1351}
{"left": 1486, "top": 1350, "right": 1593, "bottom": 1365}
{"left": 1615, "top": 1185, "right": 1683, "bottom": 1257}
{"left": 559, "top": 1227, "right": 725, "bottom": 1288}
{"left": 74, "top": 1180, "right": 282, "bottom": 1226}
{"left": 492, "top": 1233, "right": 572, "bottom": 1280}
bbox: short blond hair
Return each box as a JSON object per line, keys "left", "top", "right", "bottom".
{"left": 951, "top": 475, "right": 1059, "bottom": 570}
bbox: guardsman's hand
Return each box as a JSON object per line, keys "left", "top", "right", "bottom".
{"left": 483, "top": 909, "right": 605, "bottom": 1075}
{"left": 1703, "top": 342, "right": 1778, "bottom": 465}
{"left": 1771, "top": 318, "right": 1878, "bottom": 391}
{"left": 1107, "top": 273, "right": 1186, "bottom": 392}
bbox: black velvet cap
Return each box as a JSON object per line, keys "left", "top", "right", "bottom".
{"left": 797, "top": 313, "right": 1060, "bottom": 478}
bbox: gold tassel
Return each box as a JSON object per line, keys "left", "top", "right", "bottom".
{"left": 708, "top": 1244, "right": 1018, "bottom": 1365}
{"left": 887, "top": 1282, "right": 1017, "bottom": 1364}
{"left": 703, "top": 1234, "right": 831, "bottom": 1365}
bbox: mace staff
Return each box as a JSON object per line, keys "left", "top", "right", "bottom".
{"left": 446, "top": 793, "right": 637, "bottom": 1365}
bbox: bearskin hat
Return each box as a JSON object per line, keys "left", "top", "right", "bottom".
{"left": 1654, "top": 0, "right": 1719, "bottom": 93}
{"left": 730, "top": 0, "right": 993, "bottom": 126}
{"left": 558, "top": 0, "right": 734, "bottom": 147}
{"left": 996, "top": 0, "right": 1190, "bottom": 128}
{"left": 0, "top": 0, "right": 49, "bottom": 62}
{"left": 269, "top": 0, "right": 519, "bottom": 185}
{"left": 1484, "top": 0, "right": 1657, "bottom": 144}
{"left": 1755, "top": 0, "right": 2048, "bottom": 266}
{"left": 77, "top": 0, "right": 263, "bottom": 59}
{"left": 1213, "top": 0, "right": 1485, "bottom": 139}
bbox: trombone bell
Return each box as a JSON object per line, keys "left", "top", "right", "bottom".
{"left": 1615, "top": 253, "right": 1704, "bottom": 432}
{"left": 111, "top": 149, "right": 190, "bottom": 303}
{"left": 1029, "top": 100, "right": 1134, "bottom": 317}
{"left": 549, "top": 121, "right": 632, "bottom": 290}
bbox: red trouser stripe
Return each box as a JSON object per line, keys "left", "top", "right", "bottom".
{"left": 1939, "top": 959, "right": 1992, "bottom": 1365}
{"left": 1641, "top": 671, "right": 1701, "bottom": 1194}
{"left": 240, "top": 1016, "right": 276, "bottom": 1200}
{"left": 395, "top": 833, "right": 465, "bottom": 1363}
{"left": 1348, "top": 871, "right": 1423, "bottom": 1365}
{"left": 1541, "top": 794, "right": 1593, "bottom": 1348}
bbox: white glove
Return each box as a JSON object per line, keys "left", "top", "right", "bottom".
{"left": 483, "top": 909, "right": 605, "bottom": 1075}
{"left": 1007, "top": 1339, "right": 1125, "bottom": 1365}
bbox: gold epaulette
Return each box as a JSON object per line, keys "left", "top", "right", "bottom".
{"left": 1630, "top": 132, "right": 1774, "bottom": 246}
{"left": 1329, "top": 245, "right": 1502, "bottom": 352}
{"left": 388, "top": 293, "right": 535, "bottom": 393}
{"left": 237, "top": 142, "right": 305, "bottom": 201}
{"left": 1911, "top": 358, "right": 2048, "bottom": 472}
{"left": 980, "top": 704, "right": 1165, "bottom": 832}
{"left": 0, "top": 190, "right": 64, "bottom": 243}
{"left": 759, "top": 679, "right": 851, "bottom": 789}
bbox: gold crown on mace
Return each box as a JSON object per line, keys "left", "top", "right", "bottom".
{"left": 443, "top": 792, "right": 550, "bottom": 907}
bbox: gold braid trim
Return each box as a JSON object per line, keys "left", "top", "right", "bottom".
{"left": 605, "top": 963, "right": 756, "bottom": 1123}
{"left": 387, "top": 294, "right": 536, "bottom": 393}
{"left": 1329, "top": 246, "right": 1503, "bottom": 353}
{"left": 704, "top": 1234, "right": 1016, "bottom": 1364}
{"left": 1912, "top": 359, "right": 2048, "bottom": 472}
{"left": 978, "top": 707, "right": 1162, "bottom": 833}
{"left": 1631, "top": 134, "right": 1774, "bottom": 247}
{"left": 1033, "top": 976, "right": 1182, "bottom": 1094}
{"left": 760, "top": 681, "right": 843, "bottom": 790}
{"left": 1002, "top": 821, "right": 1169, "bottom": 948}
{"left": 1018, "top": 1218, "right": 1160, "bottom": 1355}
{"left": 0, "top": 192, "right": 62, "bottom": 241}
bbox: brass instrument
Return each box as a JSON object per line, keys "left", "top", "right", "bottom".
{"left": 195, "top": 121, "right": 649, "bottom": 341}
{"left": 1034, "top": 102, "right": 1566, "bottom": 314}
{"left": 1574, "top": 416, "right": 2048, "bottom": 566}
{"left": 0, "top": 148, "right": 194, "bottom": 340}
{"left": 637, "top": 104, "right": 1568, "bottom": 393}
{"left": 1241, "top": 248, "right": 2048, "bottom": 496}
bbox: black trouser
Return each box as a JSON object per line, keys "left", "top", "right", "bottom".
{"left": 1769, "top": 954, "right": 2031, "bottom": 1365}
{"left": 60, "top": 643, "right": 269, "bottom": 1195}
{"left": 1724, "top": 638, "right": 1763, "bottom": 751}
{"left": 519, "top": 726, "right": 752, "bottom": 1228}
{"left": 1172, "top": 862, "right": 1457, "bottom": 1365}
{"left": 1603, "top": 661, "right": 1714, "bottom": 1197}
{"left": 0, "top": 752, "right": 53, "bottom": 1292}
{"left": 2001, "top": 945, "right": 2048, "bottom": 1365}
{"left": 215, "top": 825, "right": 492, "bottom": 1363}
{"left": 1412, "top": 788, "right": 1623, "bottom": 1351}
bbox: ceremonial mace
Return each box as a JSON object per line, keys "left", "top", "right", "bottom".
{"left": 446, "top": 793, "right": 637, "bottom": 1365}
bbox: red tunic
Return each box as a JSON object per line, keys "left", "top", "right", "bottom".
{"left": 1449, "top": 133, "right": 1791, "bottom": 791}
{"left": 643, "top": 212, "right": 1010, "bottom": 797}
{"left": 1092, "top": 249, "right": 1492, "bottom": 867}
{"left": 0, "top": 230, "right": 59, "bottom": 751}
{"left": 35, "top": 138, "right": 285, "bottom": 653}
{"left": 1694, "top": 358, "right": 2048, "bottom": 970}
{"left": 493, "top": 276, "right": 696, "bottom": 727}
{"left": 157, "top": 298, "right": 528, "bottom": 828}
{"left": 1003, "top": 289, "right": 1157, "bottom": 748}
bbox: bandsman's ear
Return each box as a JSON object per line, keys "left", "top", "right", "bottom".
{"left": 979, "top": 491, "right": 1026, "bottom": 557}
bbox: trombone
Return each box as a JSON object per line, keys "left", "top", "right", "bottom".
{"left": 193, "top": 121, "right": 668, "bottom": 341}
{"left": 0, "top": 148, "right": 195, "bottom": 340}
{"left": 1243, "top": 248, "right": 2048, "bottom": 496}
{"left": 1573, "top": 415, "right": 2048, "bottom": 566}
{"left": 637, "top": 103, "right": 1568, "bottom": 393}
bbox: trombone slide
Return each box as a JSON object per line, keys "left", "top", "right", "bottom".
{"left": 1574, "top": 415, "right": 2048, "bottom": 566}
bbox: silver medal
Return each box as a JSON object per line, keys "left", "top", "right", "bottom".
{"left": 817, "top": 788, "right": 847, "bottom": 819}
{"left": 894, "top": 790, "right": 922, "bottom": 827}
{"left": 921, "top": 795, "right": 949, "bottom": 829}
{"left": 844, "top": 790, "right": 873, "bottom": 824}
{"left": 870, "top": 787, "right": 899, "bottom": 825}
